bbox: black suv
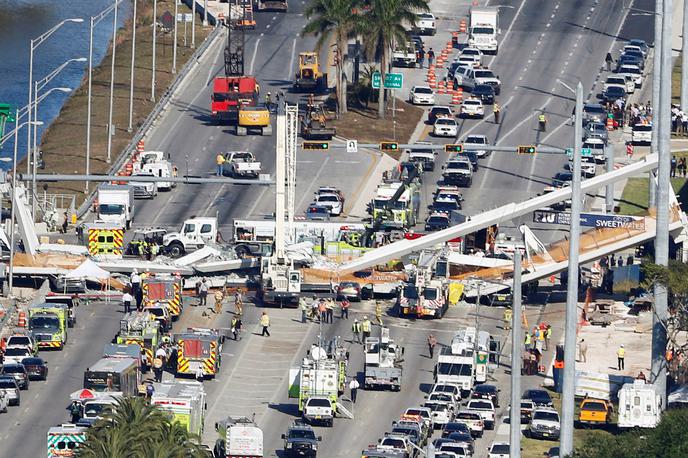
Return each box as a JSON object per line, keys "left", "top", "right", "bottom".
{"left": 282, "top": 421, "right": 321, "bottom": 457}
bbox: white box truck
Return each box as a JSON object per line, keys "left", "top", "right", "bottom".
{"left": 214, "top": 416, "right": 264, "bottom": 458}
{"left": 469, "top": 7, "right": 500, "bottom": 54}
{"left": 97, "top": 185, "right": 135, "bottom": 229}
{"left": 617, "top": 381, "right": 662, "bottom": 428}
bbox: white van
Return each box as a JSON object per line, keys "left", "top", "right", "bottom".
{"left": 617, "top": 381, "right": 661, "bottom": 429}
{"left": 141, "top": 160, "right": 175, "bottom": 191}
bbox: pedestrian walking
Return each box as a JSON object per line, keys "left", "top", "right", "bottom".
{"left": 375, "top": 301, "right": 384, "bottom": 326}
{"left": 231, "top": 316, "right": 242, "bottom": 341}
{"left": 130, "top": 268, "right": 141, "bottom": 295}
{"left": 361, "top": 316, "right": 372, "bottom": 341}
{"left": 679, "top": 157, "right": 687, "bottom": 177}
{"left": 341, "top": 299, "right": 350, "bottom": 319}
{"left": 260, "top": 312, "right": 271, "bottom": 337}
{"left": 234, "top": 289, "right": 243, "bottom": 315}
{"left": 579, "top": 338, "right": 588, "bottom": 362}
{"left": 349, "top": 378, "right": 360, "bottom": 403}
{"left": 61, "top": 211, "right": 69, "bottom": 234}
{"left": 418, "top": 47, "right": 426, "bottom": 68}
{"left": 216, "top": 153, "right": 226, "bottom": 176}
{"left": 427, "top": 334, "right": 437, "bottom": 359}
{"left": 146, "top": 383, "right": 155, "bottom": 399}
{"left": 352, "top": 319, "right": 362, "bottom": 344}
{"left": 503, "top": 308, "right": 512, "bottom": 330}
{"left": 300, "top": 297, "right": 309, "bottom": 323}
{"left": 69, "top": 401, "right": 82, "bottom": 423}
{"left": 536, "top": 326, "right": 545, "bottom": 352}
{"left": 325, "top": 298, "right": 334, "bottom": 323}
{"left": 617, "top": 344, "right": 625, "bottom": 370}
{"left": 195, "top": 366, "right": 205, "bottom": 382}
{"left": 122, "top": 291, "right": 133, "bottom": 314}
{"left": 427, "top": 48, "right": 435, "bottom": 67}
{"left": 153, "top": 355, "right": 164, "bottom": 382}
{"left": 493, "top": 102, "right": 501, "bottom": 124}
{"left": 544, "top": 325, "right": 552, "bottom": 351}
{"left": 605, "top": 52, "right": 613, "bottom": 71}
{"left": 135, "top": 288, "right": 144, "bottom": 312}
{"left": 524, "top": 332, "right": 532, "bottom": 351}
{"left": 214, "top": 289, "right": 224, "bottom": 314}
{"left": 671, "top": 155, "right": 677, "bottom": 178}
{"left": 199, "top": 279, "right": 208, "bottom": 306}
{"left": 318, "top": 299, "right": 327, "bottom": 323}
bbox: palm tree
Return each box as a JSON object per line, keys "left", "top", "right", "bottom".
{"left": 360, "top": 0, "right": 429, "bottom": 118}
{"left": 77, "top": 397, "right": 207, "bottom": 458}
{"left": 303, "top": 0, "right": 361, "bottom": 114}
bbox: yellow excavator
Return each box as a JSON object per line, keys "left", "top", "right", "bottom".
{"left": 237, "top": 105, "right": 272, "bottom": 136}
{"left": 294, "top": 52, "right": 328, "bottom": 92}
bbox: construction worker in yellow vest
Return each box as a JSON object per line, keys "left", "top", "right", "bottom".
{"left": 617, "top": 345, "right": 625, "bottom": 370}
{"left": 503, "top": 309, "right": 512, "bottom": 330}
{"left": 524, "top": 332, "right": 532, "bottom": 350}
{"left": 214, "top": 289, "right": 224, "bottom": 314}
{"left": 361, "top": 316, "right": 372, "bottom": 341}
{"left": 375, "top": 301, "right": 384, "bottom": 326}
{"left": 216, "top": 153, "right": 226, "bottom": 176}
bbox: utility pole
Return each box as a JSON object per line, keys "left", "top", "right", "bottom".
{"left": 128, "top": 0, "right": 137, "bottom": 133}
{"left": 106, "top": 0, "right": 119, "bottom": 164}
{"left": 606, "top": 143, "right": 614, "bottom": 213}
{"left": 510, "top": 249, "right": 522, "bottom": 458}
{"left": 173, "top": 0, "right": 178, "bottom": 73}
{"left": 652, "top": 0, "right": 672, "bottom": 409}
{"left": 192, "top": 0, "right": 197, "bottom": 48}
{"left": 650, "top": 0, "right": 663, "bottom": 208}
{"left": 559, "top": 81, "right": 583, "bottom": 457}
{"left": 682, "top": 0, "right": 688, "bottom": 110}
{"left": 203, "top": 0, "right": 208, "bottom": 26}
{"left": 151, "top": 0, "right": 157, "bottom": 101}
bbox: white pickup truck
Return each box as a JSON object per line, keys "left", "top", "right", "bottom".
{"left": 225, "top": 151, "right": 262, "bottom": 178}
{"left": 393, "top": 45, "right": 417, "bottom": 68}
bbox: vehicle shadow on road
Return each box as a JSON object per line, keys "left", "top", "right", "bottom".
{"left": 268, "top": 401, "right": 300, "bottom": 418}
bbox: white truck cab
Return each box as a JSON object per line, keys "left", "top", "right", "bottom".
{"left": 302, "top": 395, "right": 335, "bottom": 427}
{"left": 163, "top": 217, "right": 218, "bottom": 258}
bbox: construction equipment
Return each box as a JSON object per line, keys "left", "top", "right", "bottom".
{"left": 398, "top": 250, "right": 450, "bottom": 319}
{"left": 151, "top": 381, "right": 207, "bottom": 436}
{"left": 300, "top": 102, "right": 336, "bottom": 140}
{"left": 258, "top": 104, "right": 301, "bottom": 307}
{"left": 85, "top": 222, "right": 125, "bottom": 257}
{"left": 142, "top": 274, "right": 184, "bottom": 320}
{"left": 210, "top": 0, "right": 260, "bottom": 123}
{"left": 294, "top": 52, "right": 328, "bottom": 92}
{"left": 115, "top": 311, "right": 161, "bottom": 369}
{"left": 174, "top": 328, "right": 223, "bottom": 379}
{"left": 364, "top": 327, "right": 404, "bottom": 391}
{"left": 237, "top": 105, "right": 272, "bottom": 136}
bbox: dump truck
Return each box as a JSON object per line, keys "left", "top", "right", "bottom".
{"left": 294, "top": 52, "right": 327, "bottom": 92}
{"left": 142, "top": 274, "right": 183, "bottom": 320}
{"left": 28, "top": 303, "right": 68, "bottom": 350}
{"left": 47, "top": 424, "right": 86, "bottom": 458}
{"left": 364, "top": 327, "right": 404, "bottom": 391}
{"left": 115, "top": 311, "right": 161, "bottom": 369}
{"left": 300, "top": 103, "right": 335, "bottom": 140}
{"left": 174, "top": 328, "right": 223, "bottom": 379}
{"left": 214, "top": 416, "right": 264, "bottom": 458}
{"left": 151, "top": 381, "right": 207, "bottom": 436}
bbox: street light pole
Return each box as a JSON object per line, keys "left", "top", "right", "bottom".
{"left": 681, "top": 0, "right": 688, "bottom": 110}
{"left": 87, "top": 1, "right": 120, "bottom": 192}
{"left": 652, "top": 0, "right": 672, "bottom": 408}
{"left": 128, "top": 0, "right": 138, "bottom": 133}
{"left": 558, "top": 80, "right": 583, "bottom": 457}
{"left": 650, "top": 0, "right": 663, "bottom": 208}
{"left": 203, "top": 0, "right": 208, "bottom": 26}
{"left": 106, "top": 0, "right": 119, "bottom": 164}
{"left": 510, "top": 249, "right": 523, "bottom": 458}
{"left": 192, "top": 0, "right": 197, "bottom": 48}
{"left": 151, "top": 0, "right": 157, "bottom": 102}
{"left": 173, "top": 0, "right": 178, "bottom": 74}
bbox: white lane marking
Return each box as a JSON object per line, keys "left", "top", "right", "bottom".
{"left": 486, "top": 0, "right": 528, "bottom": 67}
{"left": 272, "top": 15, "right": 277, "bottom": 20}
{"left": 266, "top": 24, "right": 271, "bottom": 29}
{"left": 335, "top": 160, "right": 361, "bottom": 164}
{"left": 286, "top": 38, "right": 297, "bottom": 80}
{"left": 249, "top": 38, "right": 261, "bottom": 75}
{"left": 247, "top": 187, "right": 269, "bottom": 218}
{"left": 295, "top": 157, "right": 330, "bottom": 211}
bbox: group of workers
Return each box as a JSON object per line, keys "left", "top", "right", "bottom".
{"left": 129, "top": 238, "right": 161, "bottom": 260}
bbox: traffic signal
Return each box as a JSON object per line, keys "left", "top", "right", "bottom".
{"left": 518, "top": 145, "right": 536, "bottom": 155}
{"left": 303, "top": 141, "right": 330, "bottom": 150}
{"left": 380, "top": 142, "right": 399, "bottom": 152}
{"left": 445, "top": 144, "right": 463, "bottom": 153}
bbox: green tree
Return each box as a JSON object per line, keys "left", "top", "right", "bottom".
{"left": 303, "top": 0, "right": 361, "bottom": 114}
{"left": 572, "top": 409, "right": 688, "bottom": 457}
{"left": 360, "top": 0, "right": 429, "bottom": 118}
{"left": 77, "top": 397, "right": 207, "bottom": 458}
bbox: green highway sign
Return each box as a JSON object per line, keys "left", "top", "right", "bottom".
{"left": 372, "top": 72, "right": 404, "bottom": 89}
{"left": 566, "top": 147, "right": 592, "bottom": 158}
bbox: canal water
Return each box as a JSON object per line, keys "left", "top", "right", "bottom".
{"left": 0, "top": 0, "right": 132, "bottom": 165}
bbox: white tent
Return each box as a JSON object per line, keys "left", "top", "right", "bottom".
{"left": 67, "top": 259, "right": 111, "bottom": 280}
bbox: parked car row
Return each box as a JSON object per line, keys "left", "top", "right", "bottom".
{"left": 0, "top": 333, "right": 50, "bottom": 412}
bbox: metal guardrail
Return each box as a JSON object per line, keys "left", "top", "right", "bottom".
{"left": 76, "top": 24, "right": 223, "bottom": 218}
